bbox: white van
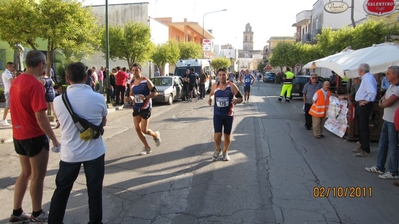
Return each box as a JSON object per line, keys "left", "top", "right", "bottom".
{"left": 173, "top": 59, "right": 212, "bottom": 92}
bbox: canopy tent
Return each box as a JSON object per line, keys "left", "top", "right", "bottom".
{"left": 303, "top": 48, "right": 354, "bottom": 74}
{"left": 304, "top": 43, "right": 399, "bottom": 78}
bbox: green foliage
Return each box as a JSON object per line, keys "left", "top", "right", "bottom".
{"left": 269, "top": 42, "right": 297, "bottom": 69}
{"left": 152, "top": 40, "right": 180, "bottom": 75}
{"left": 0, "top": 0, "right": 101, "bottom": 76}
{"left": 101, "top": 21, "right": 154, "bottom": 67}
{"left": 269, "top": 20, "right": 397, "bottom": 68}
{"left": 0, "top": 0, "right": 40, "bottom": 49}
{"left": 178, "top": 42, "right": 202, "bottom": 59}
{"left": 257, "top": 62, "right": 266, "bottom": 71}
{"left": 56, "top": 64, "right": 67, "bottom": 84}
{"left": 211, "top": 58, "right": 231, "bottom": 70}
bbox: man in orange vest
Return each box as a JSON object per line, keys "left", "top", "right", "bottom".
{"left": 309, "top": 81, "right": 331, "bottom": 139}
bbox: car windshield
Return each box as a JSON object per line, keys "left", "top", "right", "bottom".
{"left": 293, "top": 77, "right": 309, "bottom": 84}
{"left": 174, "top": 66, "right": 201, "bottom": 77}
{"left": 151, "top": 78, "right": 172, "bottom": 86}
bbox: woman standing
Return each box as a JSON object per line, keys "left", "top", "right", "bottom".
{"left": 40, "top": 71, "right": 60, "bottom": 128}
{"left": 127, "top": 63, "right": 161, "bottom": 155}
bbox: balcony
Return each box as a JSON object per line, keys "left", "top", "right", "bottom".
{"left": 295, "top": 10, "right": 311, "bottom": 26}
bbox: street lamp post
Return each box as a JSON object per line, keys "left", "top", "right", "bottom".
{"left": 202, "top": 9, "right": 227, "bottom": 58}
{"left": 105, "top": 0, "right": 110, "bottom": 103}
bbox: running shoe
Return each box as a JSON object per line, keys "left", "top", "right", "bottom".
{"left": 1, "top": 119, "right": 10, "bottom": 126}
{"left": 154, "top": 131, "right": 161, "bottom": 147}
{"left": 9, "top": 212, "right": 30, "bottom": 223}
{"left": 141, "top": 147, "right": 152, "bottom": 155}
{"left": 222, "top": 151, "right": 230, "bottom": 161}
{"left": 212, "top": 149, "right": 221, "bottom": 161}
{"left": 30, "top": 210, "right": 48, "bottom": 223}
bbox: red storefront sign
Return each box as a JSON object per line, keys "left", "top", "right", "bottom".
{"left": 363, "top": 0, "right": 396, "bottom": 16}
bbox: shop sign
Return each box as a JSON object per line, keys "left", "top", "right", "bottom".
{"left": 363, "top": 0, "right": 396, "bottom": 16}
{"left": 324, "top": 1, "right": 349, "bottom": 13}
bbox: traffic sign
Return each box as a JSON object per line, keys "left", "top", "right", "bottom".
{"left": 203, "top": 46, "right": 211, "bottom": 51}
{"left": 203, "top": 39, "right": 211, "bottom": 45}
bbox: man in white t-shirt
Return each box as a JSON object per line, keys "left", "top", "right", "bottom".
{"left": 48, "top": 62, "right": 108, "bottom": 223}
{"left": 365, "top": 66, "right": 399, "bottom": 180}
{"left": 1, "top": 62, "right": 15, "bottom": 126}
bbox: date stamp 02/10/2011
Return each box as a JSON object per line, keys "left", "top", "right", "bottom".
{"left": 313, "top": 186, "right": 373, "bottom": 198}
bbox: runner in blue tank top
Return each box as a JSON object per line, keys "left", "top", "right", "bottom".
{"left": 208, "top": 67, "right": 243, "bottom": 161}
{"left": 127, "top": 63, "right": 161, "bottom": 155}
{"left": 240, "top": 69, "right": 255, "bottom": 104}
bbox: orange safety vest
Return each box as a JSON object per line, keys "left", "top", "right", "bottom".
{"left": 309, "top": 89, "right": 330, "bottom": 118}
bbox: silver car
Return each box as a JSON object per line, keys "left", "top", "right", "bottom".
{"left": 150, "top": 76, "right": 184, "bottom": 105}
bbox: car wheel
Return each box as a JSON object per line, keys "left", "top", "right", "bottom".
{"left": 167, "top": 94, "right": 173, "bottom": 105}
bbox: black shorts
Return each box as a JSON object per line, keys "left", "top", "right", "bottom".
{"left": 189, "top": 84, "right": 195, "bottom": 91}
{"left": 132, "top": 108, "right": 151, "bottom": 119}
{"left": 14, "top": 135, "right": 49, "bottom": 157}
{"left": 244, "top": 86, "right": 251, "bottom": 93}
{"left": 213, "top": 114, "right": 234, "bottom": 134}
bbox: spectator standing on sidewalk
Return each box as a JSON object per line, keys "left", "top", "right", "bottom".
{"left": 97, "top": 66, "right": 104, "bottom": 93}
{"left": 353, "top": 63, "right": 378, "bottom": 157}
{"left": 1, "top": 61, "right": 15, "bottom": 126}
{"left": 48, "top": 62, "right": 108, "bottom": 223}
{"left": 8, "top": 50, "right": 60, "bottom": 223}
{"left": 189, "top": 68, "right": 199, "bottom": 99}
{"left": 183, "top": 69, "right": 190, "bottom": 100}
{"left": 302, "top": 73, "right": 322, "bottom": 130}
{"left": 126, "top": 63, "right": 161, "bottom": 155}
{"left": 209, "top": 67, "right": 243, "bottom": 161}
{"left": 198, "top": 69, "right": 207, "bottom": 99}
{"left": 365, "top": 66, "right": 399, "bottom": 179}
{"left": 115, "top": 66, "right": 129, "bottom": 106}
{"left": 309, "top": 81, "right": 331, "bottom": 139}
{"left": 39, "top": 71, "right": 60, "bottom": 129}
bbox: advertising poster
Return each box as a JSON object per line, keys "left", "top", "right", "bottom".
{"left": 324, "top": 96, "right": 348, "bottom": 137}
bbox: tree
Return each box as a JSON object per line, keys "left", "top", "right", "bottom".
{"left": 178, "top": 42, "right": 202, "bottom": 59}
{"left": 211, "top": 58, "right": 231, "bottom": 70}
{"left": 0, "top": 0, "right": 100, "bottom": 76}
{"left": 101, "top": 21, "right": 154, "bottom": 67}
{"left": 257, "top": 62, "right": 266, "bottom": 72}
{"left": 0, "top": 0, "right": 40, "bottom": 50}
{"left": 151, "top": 41, "right": 180, "bottom": 76}
{"left": 268, "top": 42, "right": 297, "bottom": 69}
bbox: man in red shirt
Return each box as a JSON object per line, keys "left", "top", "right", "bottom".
{"left": 8, "top": 50, "right": 60, "bottom": 223}
{"left": 115, "top": 66, "right": 129, "bottom": 105}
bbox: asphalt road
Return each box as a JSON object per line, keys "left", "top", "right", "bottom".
{"left": 0, "top": 80, "right": 398, "bottom": 224}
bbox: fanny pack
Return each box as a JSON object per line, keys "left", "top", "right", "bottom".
{"left": 62, "top": 92, "right": 104, "bottom": 141}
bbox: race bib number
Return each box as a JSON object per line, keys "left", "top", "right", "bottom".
{"left": 216, "top": 97, "right": 229, "bottom": 107}
{"left": 135, "top": 94, "right": 143, "bottom": 103}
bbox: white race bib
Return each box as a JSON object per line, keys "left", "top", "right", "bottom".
{"left": 216, "top": 97, "right": 229, "bottom": 107}
{"left": 135, "top": 94, "right": 143, "bottom": 103}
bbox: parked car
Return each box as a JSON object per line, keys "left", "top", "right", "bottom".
{"left": 290, "top": 75, "right": 325, "bottom": 98}
{"left": 263, "top": 72, "right": 276, "bottom": 83}
{"left": 150, "top": 76, "right": 185, "bottom": 105}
